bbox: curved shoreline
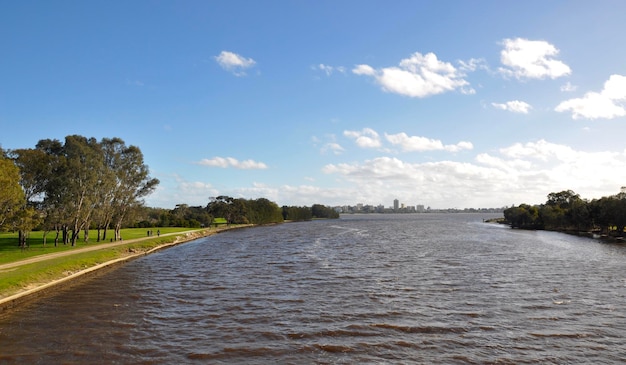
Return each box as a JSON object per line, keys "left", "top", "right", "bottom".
{"left": 0, "top": 225, "right": 253, "bottom": 314}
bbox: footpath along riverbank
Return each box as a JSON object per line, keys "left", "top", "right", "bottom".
{"left": 0, "top": 224, "right": 253, "bottom": 313}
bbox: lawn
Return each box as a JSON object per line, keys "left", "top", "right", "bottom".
{"left": 0, "top": 225, "right": 251, "bottom": 301}
{"left": 0, "top": 227, "right": 194, "bottom": 265}
{"left": 0, "top": 227, "right": 218, "bottom": 299}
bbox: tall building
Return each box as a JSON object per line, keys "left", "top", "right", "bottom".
{"left": 393, "top": 199, "right": 399, "bottom": 211}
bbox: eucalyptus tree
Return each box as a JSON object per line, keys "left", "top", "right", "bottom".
{"left": 96, "top": 138, "right": 124, "bottom": 241}
{"left": 33, "top": 139, "right": 66, "bottom": 245}
{"left": 106, "top": 141, "right": 159, "bottom": 241}
{"left": 207, "top": 196, "right": 249, "bottom": 225}
{"left": 61, "top": 135, "right": 104, "bottom": 245}
{"left": 8, "top": 147, "right": 50, "bottom": 245}
{"left": 0, "top": 152, "right": 25, "bottom": 230}
{"left": 246, "top": 198, "right": 283, "bottom": 224}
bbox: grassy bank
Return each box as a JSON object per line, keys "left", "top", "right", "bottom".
{"left": 0, "top": 227, "right": 191, "bottom": 264}
{"left": 0, "top": 225, "right": 262, "bottom": 309}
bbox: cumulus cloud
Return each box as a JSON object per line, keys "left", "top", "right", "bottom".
{"left": 320, "top": 140, "right": 626, "bottom": 208}
{"left": 499, "top": 139, "right": 576, "bottom": 162}
{"left": 352, "top": 52, "right": 473, "bottom": 98}
{"left": 152, "top": 140, "right": 626, "bottom": 209}
{"left": 555, "top": 74, "right": 626, "bottom": 119}
{"left": 384, "top": 132, "right": 473, "bottom": 152}
{"left": 491, "top": 100, "right": 532, "bottom": 114}
{"left": 344, "top": 128, "right": 382, "bottom": 148}
{"left": 196, "top": 157, "right": 268, "bottom": 169}
{"left": 215, "top": 51, "right": 256, "bottom": 76}
{"left": 499, "top": 38, "right": 571, "bottom": 79}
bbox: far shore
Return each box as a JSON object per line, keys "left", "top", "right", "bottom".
{"left": 0, "top": 224, "right": 254, "bottom": 314}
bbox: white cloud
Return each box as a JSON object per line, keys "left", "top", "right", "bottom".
{"left": 319, "top": 140, "right": 626, "bottom": 208}
{"left": 499, "top": 139, "right": 576, "bottom": 162}
{"left": 215, "top": 51, "right": 256, "bottom": 76}
{"left": 322, "top": 142, "right": 345, "bottom": 155}
{"left": 196, "top": 157, "right": 268, "bottom": 169}
{"left": 555, "top": 74, "right": 626, "bottom": 119}
{"left": 352, "top": 64, "right": 375, "bottom": 76}
{"left": 384, "top": 132, "right": 473, "bottom": 152}
{"left": 344, "top": 128, "right": 382, "bottom": 148}
{"left": 314, "top": 64, "right": 346, "bottom": 76}
{"left": 150, "top": 140, "right": 626, "bottom": 209}
{"left": 499, "top": 38, "right": 571, "bottom": 79}
{"left": 458, "top": 58, "right": 489, "bottom": 72}
{"left": 352, "top": 52, "right": 473, "bottom": 98}
{"left": 491, "top": 100, "right": 532, "bottom": 114}
{"left": 145, "top": 174, "right": 219, "bottom": 208}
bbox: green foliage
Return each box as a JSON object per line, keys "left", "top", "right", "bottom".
{"left": 0, "top": 227, "right": 191, "bottom": 264}
{"left": 282, "top": 206, "right": 313, "bottom": 221}
{"left": 281, "top": 204, "right": 339, "bottom": 221}
{"left": 8, "top": 136, "right": 159, "bottom": 245}
{"left": 311, "top": 204, "right": 340, "bottom": 219}
{"left": 504, "top": 189, "right": 626, "bottom": 235}
{"left": 503, "top": 204, "right": 542, "bottom": 229}
{"left": 207, "top": 196, "right": 282, "bottom": 225}
{"left": 246, "top": 198, "right": 283, "bottom": 224}
{"left": 0, "top": 155, "right": 25, "bottom": 230}
{"left": 0, "top": 228, "right": 201, "bottom": 298}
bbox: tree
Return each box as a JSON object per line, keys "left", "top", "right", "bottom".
{"left": 504, "top": 204, "right": 541, "bottom": 229}
{"left": 62, "top": 135, "right": 104, "bottom": 245}
{"left": 312, "top": 204, "right": 340, "bottom": 219}
{"left": 0, "top": 153, "right": 25, "bottom": 230}
{"left": 33, "top": 139, "right": 66, "bottom": 245}
{"left": 107, "top": 142, "right": 159, "bottom": 241}
{"left": 206, "top": 196, "right": 248, "bottom": 225}
{"left": 282, "top": 206, "right": 312, "bottom": 221}
{"left": 246, "top": 198, "right": 283, "bottom": 224}
{"left": 546, "top": 190, "right": 580, "bottom": 209}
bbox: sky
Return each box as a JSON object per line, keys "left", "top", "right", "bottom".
{"left": 2, "top": 1, "right": 626, "bottom": 209}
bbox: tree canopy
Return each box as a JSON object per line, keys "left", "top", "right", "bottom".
{"left": 503, "top": 189, "right": 626, "bottom": 236}
{"left": 0, "top": 151, "right": 25, "bottom": 230}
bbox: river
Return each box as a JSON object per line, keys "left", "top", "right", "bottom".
{"left": 0, "top": 214, "right": 625, "bottom": 364}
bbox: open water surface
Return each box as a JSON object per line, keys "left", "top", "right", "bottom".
{"left": 1, "top": 214, "right": 625, "bottom": 364}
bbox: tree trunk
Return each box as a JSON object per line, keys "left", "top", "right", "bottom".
{"left": 18, "top": 230, "right": 29, "bottom": 250}
{"left": 62, "top": 226, "right": 68, "bottom": 245}
{"left": 114, "top": 222, "right": 122, "bottom": 241}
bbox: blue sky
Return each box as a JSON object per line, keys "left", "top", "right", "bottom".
{"left": 2, "top": 0, "right": 626, "bottom": 209}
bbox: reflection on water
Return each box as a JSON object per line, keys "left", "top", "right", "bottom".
{"left": 1, "top": 214, "right": 625, "bottom": 364}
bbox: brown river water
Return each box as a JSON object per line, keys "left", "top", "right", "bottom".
{"left": 0, "top": 214, "right": 625, "bottom": 364}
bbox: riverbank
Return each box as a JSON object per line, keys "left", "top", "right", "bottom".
{"left": 0, "top": 224, "right": 253, "bottom": 313}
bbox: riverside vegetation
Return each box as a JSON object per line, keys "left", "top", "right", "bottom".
{"left": 503, "top": 189, "right": 626, "bottom": 237}
{"left": 0, "top": 135, "right": 338, "bottom": 302}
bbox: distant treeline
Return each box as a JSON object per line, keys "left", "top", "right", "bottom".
{"left": 134, "top": 197, "right": 339, "bottom": 228}
{"left": 503, "top": 189, "right": 626, "bottom": 236}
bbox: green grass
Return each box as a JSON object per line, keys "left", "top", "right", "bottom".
{"left": 0, "top": 227, "right": 194, "bottom": 265}
{"left": 0, "top": 230, "right": 207, "bottom": 298}
{"left": 0, "top": 225, "right": 253, "bottom": 299}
